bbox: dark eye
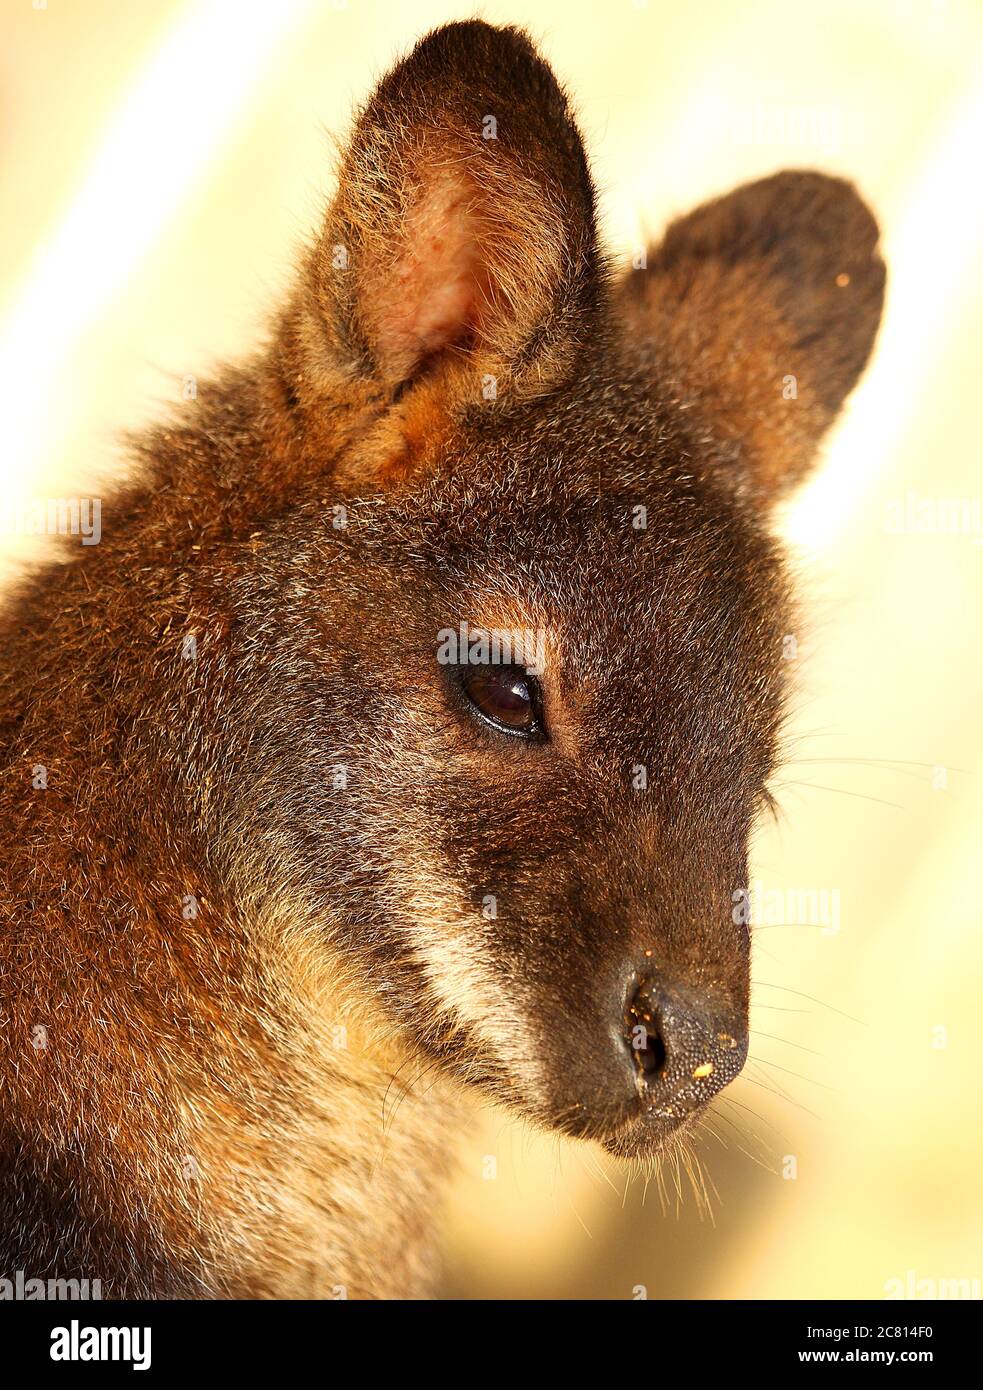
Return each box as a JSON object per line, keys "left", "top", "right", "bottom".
{"left": 460, "top": 665, "right": 542, "bottom": 737}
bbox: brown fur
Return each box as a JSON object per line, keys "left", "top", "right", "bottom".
{"left": 0, "top": 22, "right": 884, "bottom": 1298}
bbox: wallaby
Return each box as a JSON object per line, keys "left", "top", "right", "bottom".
{"left": 0, "top": 21, "right": 884, "bottom": 1299}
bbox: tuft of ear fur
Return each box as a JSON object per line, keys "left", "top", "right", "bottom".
{"left": 621, "top": 171, "right": 886, "bottom": 501}
{"left": 299, "top": 20, "right": 604, "bottom": 441}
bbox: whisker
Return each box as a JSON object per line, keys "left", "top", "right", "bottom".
{"left": 752, "top": 921, "right": 841, "bottom": 931}
{"left": 752, "top": 980, "right": 866, "bottom": 1026}
{"left": 749, "top": 1029, "right": 822, "bottom": 1055}
{"left": 718, "top": 1090, "right": 792, "bottom": 1145}
{"left": 775, "top": 778, "right": 906, "bottom": 811}
{"left": 742, "top": 1073, "right": 823, "bottom": 1120}
{"left": 786, "top": 755, "right": 963, "bottom": 775}
{"left": 751, "top": 1056, "right": 835, "bottom": 1091}
{"left": 710, "top": 1106, "right": 780, "bottom": 1173}
{"left": 745, "top": 1058, "right": 799, "bottom": 1106}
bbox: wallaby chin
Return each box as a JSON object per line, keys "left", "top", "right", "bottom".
{"left": 0, "top": 20, "right": 883, "bottom": 1298}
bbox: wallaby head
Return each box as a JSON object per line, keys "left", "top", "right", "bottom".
{"left": 226, "top": 20, "right": 883, "bottom": 1156}
{"left": 0, "top": 20, "right": 884, "bottom": 1291}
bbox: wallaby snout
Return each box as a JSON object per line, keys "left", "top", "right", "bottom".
{"left": 624, "top": 975, "right": 749, "bottom": 1119}
{"left": 508, "top": 948, "right": 750, "bottom": 1155}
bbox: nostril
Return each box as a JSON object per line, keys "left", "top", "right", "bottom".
{"left": 624, "top": 984, "right": 668, "bottom": 1080}
{"left": 636, "top": 1024, "right": 666, "bottom": 1077}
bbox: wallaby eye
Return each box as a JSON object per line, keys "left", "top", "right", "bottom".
{"left": 460, "top": 665, "right": 541, "bottom": 737}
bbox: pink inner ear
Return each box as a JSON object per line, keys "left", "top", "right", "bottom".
{"left": 371, "top": 170, "right": 485, "bottom": 380}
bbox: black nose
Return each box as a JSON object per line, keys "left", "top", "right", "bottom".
{"left": 623, "top": 977, "right": 747, "bottom": 1116}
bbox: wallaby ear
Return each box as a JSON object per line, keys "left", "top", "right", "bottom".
{"left": 620, "top": 171, "right": 886, "bottom": 502}
{"left": 298, "top": 20, "right": 603, "bottom": 478}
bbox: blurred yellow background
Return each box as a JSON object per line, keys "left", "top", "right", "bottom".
{"left": 2, "top": 0, "right": 981, "bottom": 1299}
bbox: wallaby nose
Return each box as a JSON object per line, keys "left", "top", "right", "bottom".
{"left": 623, "top": 977, "right": 747, "bottom": 1115}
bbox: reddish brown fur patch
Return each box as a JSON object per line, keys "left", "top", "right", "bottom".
{"left": 621, "top": 171, "right": 885, "bottom": 500}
